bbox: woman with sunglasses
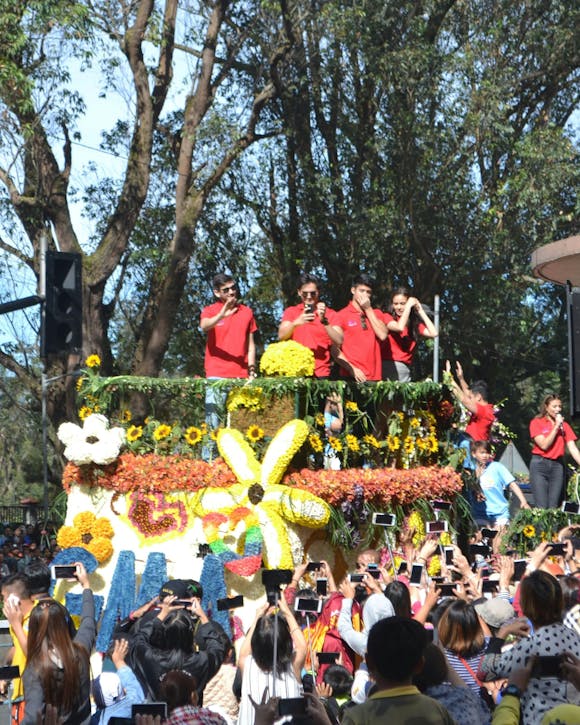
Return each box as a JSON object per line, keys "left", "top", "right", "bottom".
{"left": 21, "top": 562, "right": 95, "bottom": 725}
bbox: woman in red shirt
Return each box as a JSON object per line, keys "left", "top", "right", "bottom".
{"left": 529, "top": 394, "right": 580, "bottom": 508}
{"left": 381, "top": 288, "right": 438, "bottom": 381}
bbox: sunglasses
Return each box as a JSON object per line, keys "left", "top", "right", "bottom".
{"left": 301, "top": 291, "right": 317, "bottom": 298}
{"left": 220, "top": 284, "right": 237, "bottom": 293}
{"left": 360, "top": 314, "right": 368, "bottom": 330}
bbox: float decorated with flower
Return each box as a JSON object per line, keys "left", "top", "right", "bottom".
{"left": 54, "top": 347, "right": 466, "bottom": 649}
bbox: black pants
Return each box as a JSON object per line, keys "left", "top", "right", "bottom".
{"left": 529, "top": 454, "right": 564, "bottom": 509}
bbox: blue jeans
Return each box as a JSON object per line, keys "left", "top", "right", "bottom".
{"left": 203, "top": 378, "right": 227, "bottom": 460}
{"left": 529, "top": 454, "right": 564, "bottom": 509}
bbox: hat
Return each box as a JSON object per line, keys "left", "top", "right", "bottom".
{"left": 474, "top": 598, "right": 514, "bottom": 629}
{"left": 92, "top": 672, "right": 124, "bottom": 709}
{"left": 159, "top": 579, "right": 203, "bottom": 600}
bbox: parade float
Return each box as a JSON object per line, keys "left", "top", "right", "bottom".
{"left": 53, "top": 345, "right": 464, "bottom": 650}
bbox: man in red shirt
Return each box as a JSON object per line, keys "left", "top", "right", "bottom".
{"left": 278, "top": 274, "right": 343, "bottom": 378}
{"left": 200, "top": 274, "right": 257, "bottom": 441}
{"left": 445, "top": 360, "right": 495, "bottom": 469}
{"left": 333, "top": 274, "right": 387, "bottom": 382}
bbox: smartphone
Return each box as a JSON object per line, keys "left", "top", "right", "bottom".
{"left": 316, "top": 578, "right": 328, "bottom": 596}
{"left": 366, "top": 569, "right": 380, "bottom": 579}
{"left": 481, "top": 528, "right": 499, "bottom": 539}
{"left": 530, "top": 655, "right": 563, "bottom": 678}
{"left": 262, "top": 569, "right": 293, "bottom": 588}
{"left": 469, "top": 543, "right": 491, "bottom": 558}
{"left": 438, "top": 583, "right": 457, "bottom": 597}
{"left": 108, "top": 718, "right": 132, "bottom": 725}
{"left": 5, "top": 593, "right": 20, "bottom": 607}
{"left": 316, "top": 652, "right": 339, "bottom": 665}
{"left": 349, "top": 573, "right": 365, "bottom": 583}
{"left": 431, "top": 500, "right": 452, "bottom": 511}
{"left": 547, "top": 543, "right": 567, "bottom": 557}
{"left": 278, "top": 698, "right": 306, "bottom": 717}
{"left": 173, "top": 599, "right": 193, "bottom": 608}
{"left": 513, "top": 559, "right": 527, "bottom": 582}
{"left": 444, "top": 547, "right": 454, "bottom": 566}
{"left": 562, "top": 501, "right": 580, "bottom": 514}
{"left": 0, "top": 666, "right": 19, "bottom": 680}
{"left": 132, "top": 703, "right": 168, "bottom": 719}
{"left": 51, "top": 564, "right": 77, "bottom": 579}
{"left": 409, "top": 563, "right": 424, "bottom": 586}
{"left": 306, "top": 561, "right": 323, "bottom": 572}
{"left": 430, "top": 576, "right": 444, "bottom": 584}
{"left": 372, "top": 512, "right": 396, "bottom": 526}
{"left": 304, "top": 303, "right": 315, "bottom": 314}
{"left": 295, "top": 597, "right": 322, "bottom": 614}
{"left": 482, "top": 579, "right": 499, "bottom": 593}
{"left": 366, "top": 563, "right": 378, "bottom": 570}
{"left": 216, "top": 595, "right": 244, "bottom": 611}
{"left": 397, "top": 561, "right": 408, "bottom": 575}
{"left": 426, "top": 520, "right": 448, "bottom": 534}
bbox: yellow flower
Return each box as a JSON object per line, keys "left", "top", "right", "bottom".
{"left": 386, "top": 434, "right": 400, "bottom": 451}
{"left": 92, "top": 518, "right": 114, "bottom": 539}
{"left": 315, "top": 413, "right": 325, "bottom": 427}
{"left": 328, "top": 436, "right": 342, "bottom": 452}
{"left": 408, "top": 510, "right": 425, "bottom": 546}
{"left": 210, "top": 428, "right": 222, "bottom": 441}
{"left": 86, "top": 537, "right": 114, "bottom": 562}
{"left": 409, "top": 417, "right": 421, "bottom": 429}
{"left": 363, "top": 434, "right": 380, "bottom": 449}
{"left": 523, "top": 524, "right": 536, "bottom": 538}
{"left": 76, "top": 376, "right": 86, "bottom": 391}
{"left": 153, "top": 424, "right": 172, "bottom": 441}
{"left": 121, "top": 410, "right": 132, "bottom": 423}
{"left": 78, "top": 406, "right": 92, "bottom": 421}
{"left": 403, "top": 436, "right": 415, "bottom": 453}
{"left": 227, "top": 387, "right": 265, "bottom": 412}
{"left": 428, "top": 556, "right": 441, "bottom": 576}
{"left": 246, "top": 425, "right": 264, "bottom": 443}
{"left": 127, "top": 425, "right": 143, "bottom": 442}
{"left": 309, "top": 434, "right": 323, "bottom": 453}
{"left": 345, "top": 434, "right": 360, "bottom": 452}
{"left": 259, "top": 340, "right": 315, "bottom": 377}
{"left": 57, "top": 512, "right": 115, "bottom": 564}
{"left": 345, "top": 401, "right": 358, "bottom": 412}
{"left": 85, "top": 354, "right": 101, "bottom": 368}
{"left": 200, "top": 423, "right": 208, "bottom": 434}
{"left": 56, "top": 526, "right": 82, "bottom": 549}
{"left": 184, "top": 426, "right": 203, "bottom": 445}
{"left": 73, "top": 511, "right": 96, "bottom": 535}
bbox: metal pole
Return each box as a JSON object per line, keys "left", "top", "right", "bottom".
{"left": 42, "top": 373, "right": 49, "bottom": 523}
{"left": 40, "top": 229, "right": 48, "bottom": 523}
{"left": 433, "top": 294, "right": 440, "bottom": 382}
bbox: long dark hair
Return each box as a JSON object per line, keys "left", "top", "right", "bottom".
{"left": 250, "top": 613, "right": 294, "bottom": 673}
{"left": 390, "top": 287, "right": 420, "bottom": 342}
{"left": 25, "top": 599, "right": 88, "bottom": 714}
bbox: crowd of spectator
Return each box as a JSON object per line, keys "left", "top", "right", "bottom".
{"left": 1, "top": 516, "right": 580, "bottom": 724}
{"left": 0, "top": 523, "right": 60, "bottom": 578}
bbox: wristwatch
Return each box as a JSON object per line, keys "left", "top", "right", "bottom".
{"left": 503, "top": 684, "right": 522, "bottom": 699}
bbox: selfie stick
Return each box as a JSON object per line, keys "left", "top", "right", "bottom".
{"left": 272, "top": 590, "right": 279, "bottom": 696}
{"left": 305, "top": 613, "right": 316, "bottom": 679}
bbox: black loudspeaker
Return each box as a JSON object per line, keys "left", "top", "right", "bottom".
{"left": 567, "top": 287, "right": 580, "bottom": 418}
{"left": 42, "top": 252, "right": 82, "bottom": 355}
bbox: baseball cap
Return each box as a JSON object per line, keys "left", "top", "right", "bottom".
{"left": 474, "top": 597, "right": 514, "bottom": 629}
{"left": 159, "top": 579, "right": 203, "bottom": 600}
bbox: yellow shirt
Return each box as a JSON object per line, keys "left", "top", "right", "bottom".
{"left": 9, "top": 608, "right": 32, "bottom": 700}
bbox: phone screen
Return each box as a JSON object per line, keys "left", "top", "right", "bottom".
{"left": 426, "top": 520, "right": 448, "bottom": 533}
{"left": 409, "top": 563, "right": 424, "bottom": 586}
{"left": 316, "top": 578, "right": 328, "bottom": 596}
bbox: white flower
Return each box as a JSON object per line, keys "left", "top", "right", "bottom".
{"left": 58, "top": 414, "right": 126, "bottom": 466}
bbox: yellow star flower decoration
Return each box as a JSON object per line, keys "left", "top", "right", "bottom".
{"left": 192, "top": 419, "right": 330, "bottom": 569}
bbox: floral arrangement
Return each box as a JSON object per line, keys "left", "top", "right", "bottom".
{"left": 227, "top": 387, "right": 266, "bottom": 412}
{"left": 56, "top": 511, "right": 115, "bottom": 563}
{"left": 58, "top": 414, "right": 125, "bottom": 465}
{"left": 260, "top": 340, "right": 315, "bottom": 377}
{"left": 123, "top": 492, "right": 189, "bottom": 544}
{"left": 501, "top": 507, "right": 577, "bottom": 556}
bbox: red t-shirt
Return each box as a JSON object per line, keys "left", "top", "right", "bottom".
{"left": 201, "top": 302, "right": 257, "bottom": 378}
{"left": 281, "top": 304, "right": 339, "bottom": 377}
{"left": 465, "top": 402, "right": 495, "bottom": 441}
{"left": 380, "top": 313, "right": 427, "bottom": 365}
{"left": 529, "top": 417, "right": 577, "bottom": 459}
{"left": 334, "top": 302, "right": 383, "bottom": 381}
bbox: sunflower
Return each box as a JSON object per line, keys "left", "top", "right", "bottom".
{"left": 153, "top": 424, "right": 172, "bottom": 441}
{"left": 523, "top": 524, "right": 536, "bottom": 538}
{"left": 85, "top": 354, "right": 101, "bottom": 368}
{"left": 345, "top": 401, "right": 358, "bottom": 412}
{"left": 345, "top": 434, "right": 360, "bottom": 452}
{"left": 78, "top": 406, "right": 92, "bottom": 421}
{"left": 126, "top": 425, "right": 143, "bottom": 442}
{"left": 363, "top": 434, "right": 380, "bottom": 449}
{"left": 76, "top": 376, "right": 86, "bottom": 391}
{"left": 386, "top": 434, "right": 401, "bottom": 451}
{"left": 121, "top": 409, "right": 132, "bottom": 423}
{"left": 246, "top": 425, "right": 264, "bottom": 442}
{"left": 315, "top": 413, "right": 325, "bottom": 427}
{"left": 309, "top": 433, "right": 323, "bottom": 453}
{"left": 328, "top": 436, "right": 342, "bottom": 452}
{"left": 409, "top": 417, "right": 421, "bottom": 429}
{"left": 184, "top": 426, "right": 203, "bottom": 445}
{"left": 403, "top": 436, "right": 415, "bottom": 453}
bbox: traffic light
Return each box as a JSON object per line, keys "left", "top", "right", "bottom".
{"left": 42, "top": 251, "right": 82, "bottom": 356}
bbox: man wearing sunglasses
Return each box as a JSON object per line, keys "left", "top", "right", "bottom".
{"left": 278, "top": 273, "right": 343, "bottom": 378}
{"left": 200, "top": 274, "right": 258, "bottom": 440}
{"left": 333, "top": 274, "right": 387, "bottom": 382}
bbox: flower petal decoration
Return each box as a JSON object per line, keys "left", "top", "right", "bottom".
{"left": 261, "top": 419, "right": 309, "bottom": 488}
{"left": 58, "top": 414, "right": 125, "bottom": 466}
{"left": 56, "top": 510, "right": 115, "bottom": 564}
{"left": 217, "top": 428, "right": 261, "bottom": 487}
